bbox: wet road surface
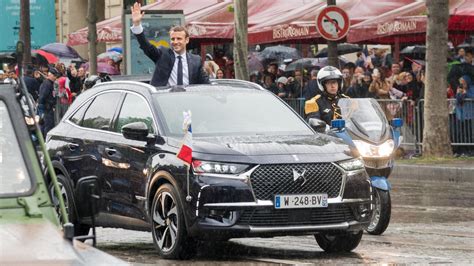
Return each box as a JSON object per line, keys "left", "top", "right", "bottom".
{"left": 96, "top": 176, "right": 474, "bottom": 264}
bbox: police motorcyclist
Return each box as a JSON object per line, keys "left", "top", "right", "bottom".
{"left": 304, "top": 66, "right": 348, "bottom": 125}
{"left": 38, "top": 67, "right": 61, "bottom": 135}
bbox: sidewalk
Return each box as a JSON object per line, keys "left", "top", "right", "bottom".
{"left": 392, "top": 160, "right": 474, "bottom": 183}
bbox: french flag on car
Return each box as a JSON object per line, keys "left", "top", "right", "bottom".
{"left": 177, "top": 110, "right": 192, "bottom": 164}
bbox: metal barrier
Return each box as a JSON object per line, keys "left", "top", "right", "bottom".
{"left": 283, "top": 97, "right": 474, "bottom": 151}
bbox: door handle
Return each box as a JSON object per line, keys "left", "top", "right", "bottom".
{"left": 105, "top": 147, "right": 117, "bottom": 155}
{"left": 67, "top": 143, "right": 79, "bottom": 151}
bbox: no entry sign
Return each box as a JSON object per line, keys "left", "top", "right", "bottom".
{"left": 316, "top": 6, "right": 350, "bottom": 41}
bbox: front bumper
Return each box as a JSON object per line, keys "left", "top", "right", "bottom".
{"left": 185, "top": 165, "right": 371, "bottom": 239}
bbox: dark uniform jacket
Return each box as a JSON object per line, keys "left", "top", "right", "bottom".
{"left": 38, "top": 79, "right": 55, "bottom": 111}
{"left": 304, "top": 93, "right": 348, "bottom": 125}
{"left": 134, "top": 32, "right": 209, "bottom": 86}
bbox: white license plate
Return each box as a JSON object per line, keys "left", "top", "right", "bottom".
{"left": 274, "top": 194, "right": 328, "bottom": 209}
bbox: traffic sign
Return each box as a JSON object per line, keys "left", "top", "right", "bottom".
{"left": 316, "top": 6, "right": 350, "bottom": 41}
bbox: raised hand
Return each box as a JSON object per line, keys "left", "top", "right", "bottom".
{"left": 131, "top": 2, "right": 144, "bottom": 26}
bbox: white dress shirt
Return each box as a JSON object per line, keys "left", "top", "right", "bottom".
{"left": 131, "top": 23, "right": 189, "bottom": 86}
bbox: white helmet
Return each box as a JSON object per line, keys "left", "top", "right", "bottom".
{"left": 316, "top": 66, "right": 343, "bottom": 93}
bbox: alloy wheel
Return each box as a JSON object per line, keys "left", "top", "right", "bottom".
{"left": 152, "top": 191, "right": 179, "bottom": 252}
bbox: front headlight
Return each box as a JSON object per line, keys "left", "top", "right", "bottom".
{"left": 353, "top": 139, "right": 394, "bottom": 158}
{"left": 338, "top": 158, "right": 365, "bottom": 171}
{"left": 192, "top": 160, "right": 250, "bottom": 175}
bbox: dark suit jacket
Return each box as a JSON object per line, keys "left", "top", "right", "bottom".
{"left": 134, "top": 32, "right": 209, "bottom": 86}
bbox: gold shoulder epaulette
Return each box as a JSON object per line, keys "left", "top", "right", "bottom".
{"left": 305, "top": 95, "right": 321, "bottom": 114}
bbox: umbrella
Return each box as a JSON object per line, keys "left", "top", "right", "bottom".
{"left": 448, "top": 62, "right": 474, "bottom": 89}
{"left": 286, "top": 57, "right": 349, "bottom": 72}
{"left": 400, "top": 45, "right": 426, "bottom": 60}
{"left": 32, "top": 50, "right": 58, "bottom": 64}
{"left": 247, "top": 53, "right": 263, "bottom": 73}
{"left": 257, "top": 45, "right": 302, "bottom": 64}
{"left": 83, "top": 62, "right": 120, "bottom": 75}
{"left": 107, "top": 47, "right": 123, "bottom": 54}
{"left": 40, "top": 42, "right": 81, "bottom": 58}
{"left": 315, "top": 43, "right": 362, "bottom": 58}
{"left": 97, "top": 51, "right": 122, "bottom": 63}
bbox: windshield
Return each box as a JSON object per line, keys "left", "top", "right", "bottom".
{"left": 154, "top": 89, "right": 312, "bottom": 137}
{"left": 338, "top": 98, "right": 388, "bottom": 141}
{"left": 0, "top": 101, "right": 32, "bottom": 195}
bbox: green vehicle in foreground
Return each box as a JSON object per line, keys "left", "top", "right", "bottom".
{"left": 0, "top": 63, "right": 125, "bottom": 264}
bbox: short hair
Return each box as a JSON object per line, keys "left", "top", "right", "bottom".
{"left": 310, "top": 69, "right": 318, "bottom": 77}
{"left": 170, "top": 26, "right": 189, "bottom": 38}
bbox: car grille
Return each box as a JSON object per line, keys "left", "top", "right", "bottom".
{"left": 250, "top": 163, "right": 343, "bottom": 200}
{"left": 238, "top": 205, "right": 354, "bottom": 226}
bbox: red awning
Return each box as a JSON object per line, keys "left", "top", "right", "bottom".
{"left": 67, "top": 0, "right": 224, "bottom": 46}
{"left": 186, "top": 0, "right": 314, "bottom": 41}
{"left": 347, "top": 0, "right": 474, "bottom": 45}
{"left": 247, "top": 0, "right": 415, "bottom": 45}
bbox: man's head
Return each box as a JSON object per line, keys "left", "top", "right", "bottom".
{"left": 465, "top": 50, "right": 473, "bottom": 64}
{"left": 47, "top": 67, "right": 61, "bottom": 81}
{"left": 310, "top": 69, "right": 318, "bottom": 79}
{"left": 294, "top": 69, "right": 303, "bottom": 82}
{"left": 169, "top": 26, "right": 189, "bottom": 55}
{"left": 458, "top": 48, "right": 465, "bottom": 57}
{"left": 316, "top": 66, "right": 343, "bottom": 96}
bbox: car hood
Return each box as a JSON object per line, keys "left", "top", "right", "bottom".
{"left": 168, "top": 134, "right": 353, "bottom": 164}
{"left": 0, "top": 222, "right": 126, "bottom": 265}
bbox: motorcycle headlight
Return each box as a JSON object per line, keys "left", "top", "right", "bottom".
{"left": 192, "top": 160, "right": 250, "bottom": 175}
{"left": 338, "top": 158, "right": 365, "bottom": 171}
{"left": 353, "top": 139, "right": 394, "bottom": 158}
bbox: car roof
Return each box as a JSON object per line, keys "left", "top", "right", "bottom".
{"left": 91, "top": 78, "right": 267, "bottom": 95}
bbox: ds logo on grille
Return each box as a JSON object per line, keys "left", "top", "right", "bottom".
{"left": 292, "top": 169, "right": 307, "bottom": 185}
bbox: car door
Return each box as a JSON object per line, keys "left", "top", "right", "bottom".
{"left": 101, "top": 92, "right": 159, "bottom": 220}
{"left": 64, "top": 91, "right": 123, "bottom": 213}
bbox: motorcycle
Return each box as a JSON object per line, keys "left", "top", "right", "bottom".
{"left": 308, "top": 98, "right": 403, "bottom": 235}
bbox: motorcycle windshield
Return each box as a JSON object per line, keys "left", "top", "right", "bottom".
{"left": 338, "top": 98, "right": 389, "bottom": 143}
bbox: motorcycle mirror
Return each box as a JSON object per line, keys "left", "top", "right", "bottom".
{"left": 391, "top": 118, "right": 403, "bottom": 128}
{"left": 308, "top": 118, "right": 327, "bottom": 133}
{"left": 331, "top": 119, "right": 345, "bottom": 131}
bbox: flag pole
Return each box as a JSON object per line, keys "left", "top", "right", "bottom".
{"left": 186, "top": 164, "right": 192, "bottom": 202}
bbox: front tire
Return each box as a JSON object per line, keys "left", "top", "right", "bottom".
{"left": 151, "top": 183, "right": 196, "bottom": 259}
{"left": 49, "top": 174, "right": 90, "bottom": 236}
{"left": 366, "top": 188, "right": 391, "bottom": 235}
{"left": 315, "top": 230, "right": 363, "bottom": 252}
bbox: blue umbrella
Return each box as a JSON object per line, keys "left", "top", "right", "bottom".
{"left": 40, "top": 43, "right": 81, "bottom": 58}
{"left": 108, "top": 47, "right": 123, "bottom": 54}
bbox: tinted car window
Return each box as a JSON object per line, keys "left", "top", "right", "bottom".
{"left": 69, "top": 100, "right": 91, "bottom": 125}
{"left": 115, "top": 93, "right": 155, "bottom": 134}
{"left": 0, "top": 101, "right": 32, "bottom": 194}
{"left": 154, "top": 89, "right": 312, "bottom": 137}
{"left": 82, "top": 92, "right": 121, "bottom": 131}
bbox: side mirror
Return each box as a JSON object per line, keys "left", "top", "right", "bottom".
{"left": 308, "top": 118, "right": 327, "bottom": 133}
{"left": 122, "top": 122, "right": 149, "bottom": 141}
{"left": 75, "top": 176, "right": 101, "bottom": 218}
{"left": 391, "top": 118, "right": 403, "bottom": 128}
{"left": 331, "top": 119, "right": 346, "bottom": 131}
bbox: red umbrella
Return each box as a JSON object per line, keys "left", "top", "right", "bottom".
{"left": 32, "top": 49, "right": 58, "bottom": 64}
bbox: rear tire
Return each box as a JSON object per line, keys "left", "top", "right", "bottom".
{"left": 366, "top": 188, "right": 391, "bottom": 235}
{"left": 49, "top": 174, "right": 90, "bottom": 236}
{"left": 315, "top": 230, "right": 363, "bottom": 252}
{"left": 151, "top": 183, "right": 196, "bottom": 259}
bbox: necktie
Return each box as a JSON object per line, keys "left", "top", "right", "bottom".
{"left": 177, "top": 55, "right": 183, "bottom": 85}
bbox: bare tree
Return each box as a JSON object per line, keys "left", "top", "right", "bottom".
{"left": 422, "top": 0, "right": 452, "bottom": 157}
{"left": 233, "top": 0, "right": 249, "bottom": 80}
{"left": 19, "top": 0, "right": 31, "bottom": 66}
{"left": 87, "top": 0, "right": 98, "bottom": 75}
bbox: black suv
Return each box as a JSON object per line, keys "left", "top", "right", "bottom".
{"left": 46, "top": 80, "right": 372, "bottom": 259}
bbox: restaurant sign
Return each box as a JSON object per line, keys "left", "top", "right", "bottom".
{"left": 376, "top": 21, "right": 417, "bottom": 35}
{"left": 273, "top": 25, "right": 310, "bottom": 40}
